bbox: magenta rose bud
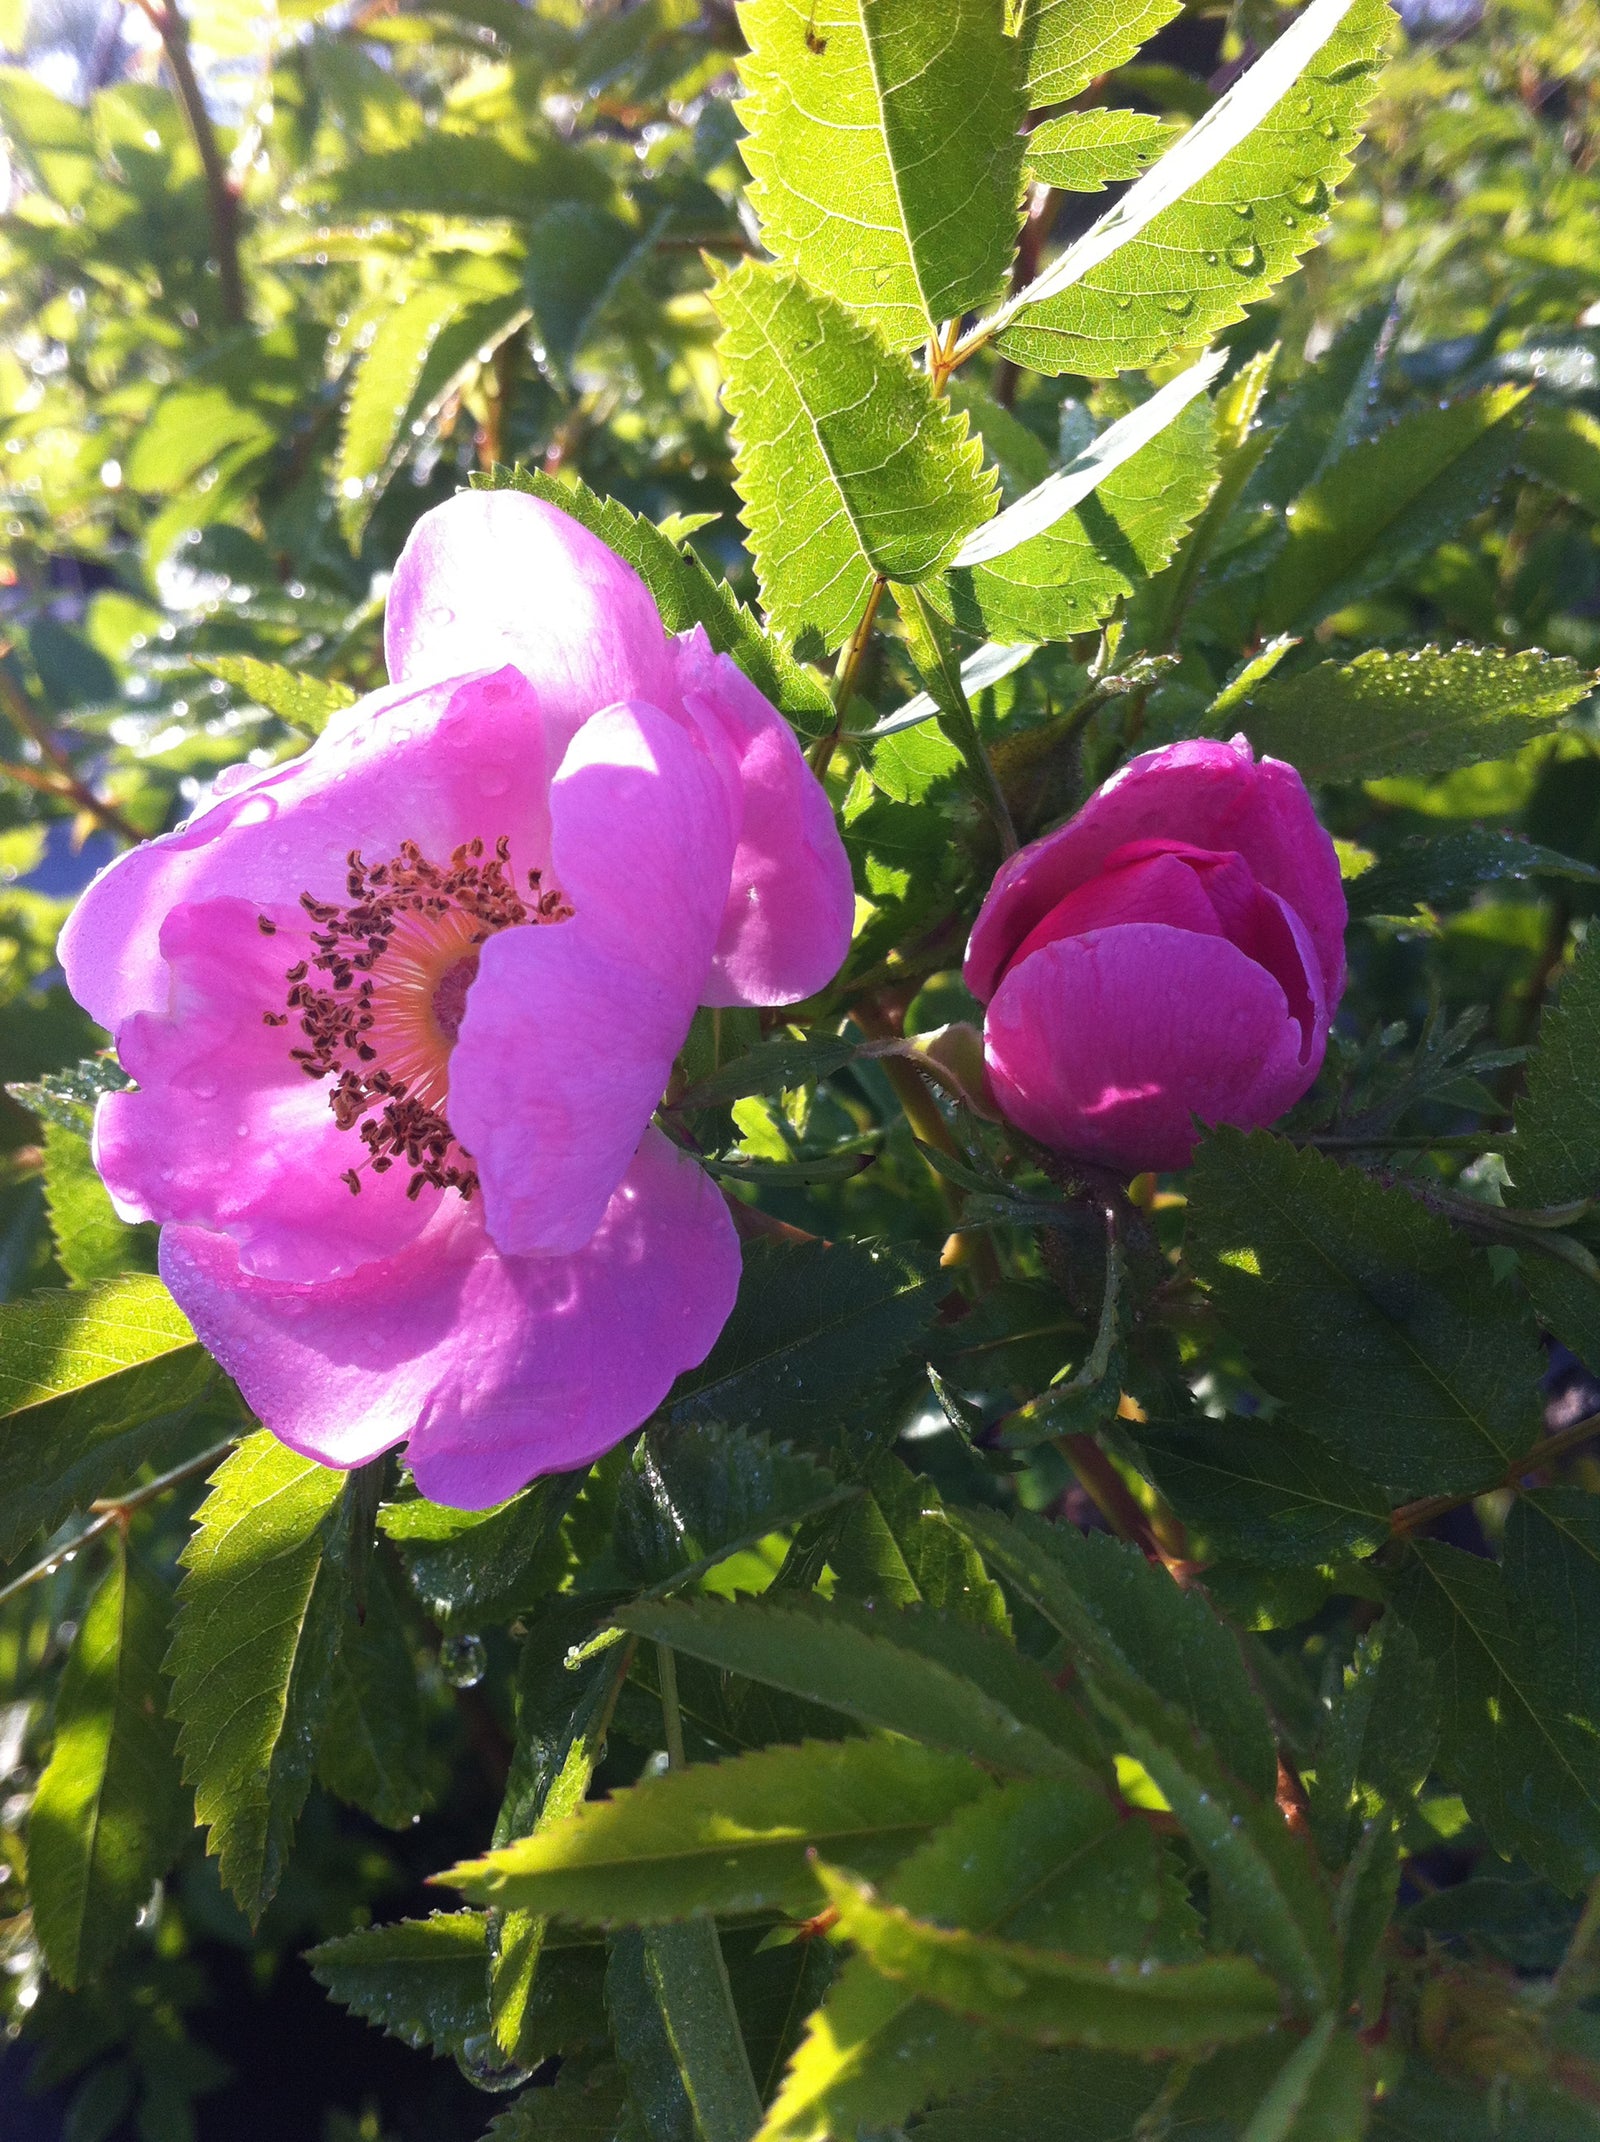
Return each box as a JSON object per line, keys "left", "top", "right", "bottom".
{"left": 964, "top": 737, "right": 1347, "bottom": 1176}
{"left": 58, "top": 491, "right": 854, "bottom": 1507}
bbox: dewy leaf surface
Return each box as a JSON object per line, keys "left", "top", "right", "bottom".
{"left": 758, "top": 1775, "right": 1190, "bottom": 2142}
{"left": 930, "top": 391, "right": 1218, "bottom": 644}
{"left": 1237, "top": 646, "right": 1591, "bottom": 783}
{"left": 307, "top": 1911, "right": 492, "bottom": 2057}
{"left": 0, "top": 1277, "right": 216, "bottom": 1562}
{"left": 713, "top": 259, "right": 996, "bottom": 651}
{"left": 166, "top": 1433, "right": 354, "bottom": 1922}
{"left": 29, "top": 1544, "right": 187, "bottom": 1988}
{"left": 993, "top": 0, "right": 1392, "bottom": 377}
{"left": 618, "top": 1594, "right": 1098, "bottom": 1781}
{"left": 814, "top": 1862, "right": 1280, "bottom": 2055}
{"left": 1186, "top": 1130, "right": 1543, "bottom": 1500}
{"left": 1394, "top": 1543, "right": 1600, "bottom": 1895}
{"left": 446, "top": 1739, "right": 993, "bottom": 1924}
{"left": 1019, "top": 0, "right": 1182, "bottom": 106}
{"left": 737, "top": 0, "right": 1026, "bottom": 349}
{"left": 1261, "top": 386, "right": 1529, "bottom": 629}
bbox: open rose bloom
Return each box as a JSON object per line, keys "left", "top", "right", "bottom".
{"left": 59, "top": 493, "right": 853, "bottom": 1507}
{"left": 966, "top": 737, "right": 1347, "bottom": 1175}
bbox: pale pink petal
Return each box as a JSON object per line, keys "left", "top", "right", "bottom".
{"left": 965, "top": 737, "right": 1346, "bottom": 1007}
{"left": 449, "top": 701, "right": 738, "bottom": 1258}
{"left": 60, "top": 666, "right": 556, "bottom": 1035}
{"left": 158, "top": 1130, "right": 742, "bottom": 1507}
{"left": 673, "top": 629, "right": 854, "bottom": 1007}
{"left": 984, "top": 923, "right": 1327, "bottom": 1175}
{"left": 384, "top": 492, "right": 677, "bottom": 761}
{"left": 97, "top": 898, "right": 431, "bottom": 1281}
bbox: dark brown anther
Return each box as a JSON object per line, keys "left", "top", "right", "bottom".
{"left": 257, "top": 915, "right": 277, "bottom": 934}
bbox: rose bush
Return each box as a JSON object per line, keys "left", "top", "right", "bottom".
{"left": 57, "top": 490, "right": 854, "bottom": 1506}
{"left": 966, "top": 737, "right": 1347, "bottom": 1173}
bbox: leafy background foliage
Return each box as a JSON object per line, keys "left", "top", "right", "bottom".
{"left": 5, "top": 0, "right": 1600, "bottom": 2138}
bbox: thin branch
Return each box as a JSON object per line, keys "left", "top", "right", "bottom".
{"left": 131, "top": 0, "right": 246, "bottom": 326}
{"left": 0, "top": 1437, "right": 237, "bottom": 1611}
{"left": 807, "top": 577, "right": 887, "bottom": 777}
{"left": 1390, "top": 1408, "right": 1600, "bottom": 1539}
{"left": 0, "top": 661, "right": 145, "bottom": 845}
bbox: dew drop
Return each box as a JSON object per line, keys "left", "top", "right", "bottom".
{"left": 440, "top": 1633, "right": 487, "bottom": 1688}
{"left": 1112, "top": 294, "right": 1134, "bottom": 311}
{"left": 1226, "top": 241, "right": 1262, "bottom": 273}
{"left": 1288, "top": 176, "right": 1325, "bottom": 211}
{"left": 1161, "top": 294, "right": 1194, "bottom": 316}
{"left": 454, "top": 2032, "right": 531, "bottom": 2094}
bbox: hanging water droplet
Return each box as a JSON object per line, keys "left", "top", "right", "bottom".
{"left": 1226, "top": 240, "right": 1262, "bottom": 273}
{"left": 439, "top": 1633, "right": 486, "bottom": 1688}
{"left": 1204, "top": 251, "right": 1219, "bottom": 265}
{"left": 455, "top": 2032, "right": 531, "bottom": 2094}
{"left": 1112, "top": 294, "right": 1134, "bottom": 311}
{"left": 1289, "top": 175, "right": 1325, "bottom": 211}
{"left": 1161, "top": 293, "right": 1194, "bottom": 316}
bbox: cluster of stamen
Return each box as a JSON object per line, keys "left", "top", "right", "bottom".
{"left": 264, "top": 838, "right": 571, "bottom": 1202}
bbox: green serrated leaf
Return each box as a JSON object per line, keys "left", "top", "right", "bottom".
{"left": 1019, "top": 0, "right": 1182, "bottom": 106}
{"left": 955, "top": 1506, "right": 1276, "bottom": 1799}
{"left": 758, "top": 1773, "right": 1192, "bottom": 2142}
{"left": 995, "top": 0, "right": 1392, "bottom": 378}
{"left": 928, "top": 393, "right": 1217, "bottom": 644}
{"left": 41, "top": 1122, "right": 156, "bottom": 1289}
{"left": 608, "top": 1927, "right": 695, "bottom": 2142}
{"left": 1238, "top": 2017, "right": 1369, "bottom": 2142}
{"left": 29, "top": 1543, "right": 187, "bottom": 1989}
{"left": 815, "top": 1860, "right": 1280, "bottom": 2056}
{"left": 472, "top": 464, "right": 832, "bottom": 738}
{"left": 489, "top": 1603, "right": 637, "bottom": 2067}
{"left": 907, "top": 2049, "right": 1169, "bottom": 2142}
{"left": 637, "top": 1918, "right": 763, "bottom": 2142}
{"left": 662, "top": 1238, "right": 943, "bottom": 1460}
{"left": 1086, "top": 1673, "right": 1336, "bottom": 2010}
{"left": 1236, "top": 646, "right": 1592, "bottom": 784}
{"left": 713, "top": 259, "right": 996, "bottom": 651}
{"left": 380, "top": 1473, "right": 578, "bottom": 1628}
{"left": 1308, "top": 1623, "right": 1436, "bottom": 1869}
{"left": 1393, "top": 1541, "right": 1600, "bottom": 1895}
{"left": 1185, "top": 1130, "right": 1543, "bottom": 1501}
{"left": 167, "top": 1433, "right": 354, "bottom": 1921}
{"left": 616, "top": 1594, "right": 1099, "bottom": 1782}
{"left": 736, "top": 0, "right": 1025, "bottom": 349}
{"left": 614, "top": 1423, "right": 846, "bottom": 1592}
{"left": 1024, "top": 109, "right": 1180, "bottom": 193}
{"left": 196, "top": 656, "right": 357, "bottom": 737}
{"left": 1503, "top": 1491, "right": 1600, "bottom": 1786}
{"left": 0, "top": 1277, "right": 215, "bottom": 1563}
{"left": 826, "top": 1455, "right": 1010, "bottom": 1633}
{"left": 306, "top": 1911, "right": 491, "bottom": 2057}
{"left": 1136, "top": 1417, "right": 1391, "bottom": 1570}
{"left": 7, "top": 1054, "right": 132, "bottom": 1139}
{"left": 339, "top": 278, "right": 527, "bottom": 540}
{"left": 1261, "top": 387, "right": 1529, "bottom": 631}
{"left": 316, "top": 1557, "right": 428, "bottom": 1830}
{"left": 485, "top": 2061, "right": 632, "bottom": 2142}
{"left": 446, "top": 1738, "right": 992, "bottom": 1924}
{"left": 1514, "top": 936, "right": 1600, "bottom": 1207}
{"left": 1349, "top": 829, "right": 1600, "bottom": 917}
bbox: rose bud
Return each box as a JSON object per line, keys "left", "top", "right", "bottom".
{"left": 964, "top": 736, "right": 1347, "bottom": 1175}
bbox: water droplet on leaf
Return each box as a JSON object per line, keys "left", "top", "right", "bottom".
{"left": 440, "top": 1633, "right": 486, "bottom": 1688}
{"left": 455, "top": 2033, "right": 530, "bottom": 2094}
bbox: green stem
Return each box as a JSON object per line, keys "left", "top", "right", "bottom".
{"left": 657, "top": 1641, "right": 687, "bottom": 1771}
{"left": 1390, "top": 1408, "right": 1600, "bottom": 1538}
{"left": 0, "top": 1436, "right": 237, "bottom": 1610}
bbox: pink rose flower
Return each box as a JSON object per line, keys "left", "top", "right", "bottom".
{"left": 965, "top": 737, "right": 1346, "bottom": 1175}
{"left": 59, "top": 492, "right": 854, "bottom": 1507}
